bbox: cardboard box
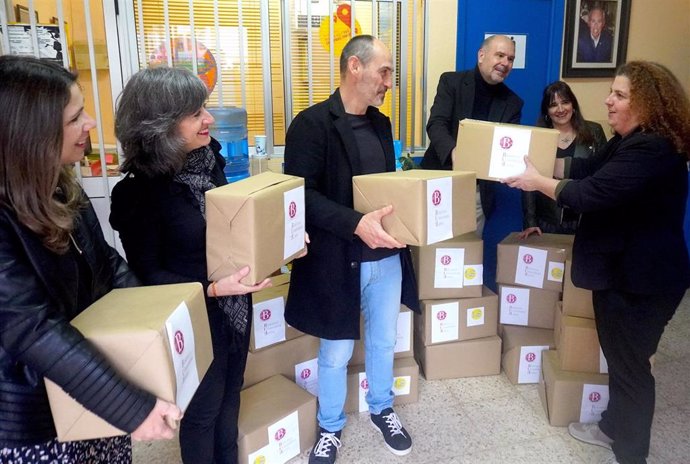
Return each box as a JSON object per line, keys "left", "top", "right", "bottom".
{"left": 352, "top": 170, "right": 476, "bottom": 246}
{"left": 501, "top": 325, "right": 555, "bottom": 385}
{"left": 414, "top": 335, "right": 502, "bottom": 380}
{"left": 496, "top": 232, "right": 573, "bottom": 292}
{"left": 557, "top": 313, "right": 606, "bottom": 374}
{"left": 45, "top": 283, "right": 213, "bottom": 442}
{"left": 453, "top": 118, "right": 559, "bottom": 181}
{"left": 411, "top": 233, "right": 484, "bottom": 299}
{"left": 244, "top": 333, "right": 320, "bottom": 389}
{"left": 538, "top": 350, "right": 609, "bottom": 427}
{"left": 206, "top": 172, "right": 306, "bottom": 285}
{"left": 249, "top": 273, "right": 304, "bottom": 352}
{"left": 562, "top": 256, "right": 594, "bottom": 319}
{"left": 238, "top": 375, "right": 317, "bottom": 464}
{"left": 416, "top": 287, "right": 498, "bottom": 346}
{"left": 344, "top": 357, "right": 420, "bottom": 413}
{"left": 499, "top": 285, "right": 559, "bottom": 329}
{"left": 350, "top": 305, "right": 413, "bottom": 366}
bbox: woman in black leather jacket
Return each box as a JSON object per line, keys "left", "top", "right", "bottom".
{"left": 0, "top": 56, "right": 181, "bottom": 463}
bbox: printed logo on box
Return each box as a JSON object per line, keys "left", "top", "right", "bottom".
{"left": 174, "top": 330, "right": 185, "bottom": 354}
{"left": 523, "top": 254, "right": 534, "bottom": 264}
{"left": 464, "top": 267, "right": 476, "bottom": 280}
{"left": 431, "top": 189, "right": 442, "bottom": 206}
{"left": 300, "top": 368, "right": 311, "bottom": 380}
{"left": 259, "top": 309, "right": 272, "bottom": 321}
{"left": 253, "top": 456, "right": 266, "bottom": 464}
{"left": 288, "top": 201, "right": 297, "bottom": 218}
{"left": 470, "top": 308, "right": 483, "bottom": 320}
{"left": 525, "top": 352, "right": 536, "bottom": 362}
{"left": 360, "top": 378, "right": 369, "bottom": 390}
{"left": 506, "top": 293, "right": 517, "bottom": 304}
{"left": 274, "top": 428, "right": 286, "bottom": 441}
{"left": 500, "top": 136, "right": 513, "bottom": 149}
{"left": 437, "top": 310, "right": 447, "bottom": 320}
{"left": 548, "top": 262, "right": 565, "bottom": 283}
{"left": 394, "top": 377, "right": 407, "bottom": 390}
{"left": 440, "top": 255, "right": 451, "bottom": 265}
{"left": 589, "top": 392, "right": 601, "bottom": 402}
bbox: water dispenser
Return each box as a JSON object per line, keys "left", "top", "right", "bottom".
{"left": 207, "top": 107, "right": 250, "bottom": 183}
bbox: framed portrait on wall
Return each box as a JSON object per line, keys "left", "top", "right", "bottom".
{"left": 562, "top": 0, "right": 631, "bottom": 77}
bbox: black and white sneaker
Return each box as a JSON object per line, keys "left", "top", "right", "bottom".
{"left": 370, "top": 407, "right": 412, "bottom": 456}
{"left": 308, "top": 427, "right": 342, "bottom": 464}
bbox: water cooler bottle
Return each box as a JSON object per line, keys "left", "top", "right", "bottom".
{"left": 207, "top": 107, "right": 250, "bottom": 183}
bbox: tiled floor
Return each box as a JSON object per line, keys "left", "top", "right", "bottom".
{"left": 133, "top": 293, "right": 690, "bottom": 464}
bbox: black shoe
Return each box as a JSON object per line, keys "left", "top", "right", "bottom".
{"left": 308, "top": 427, "right": 342, "bottom": 464}
{"left": 370, "top": 407, "right": 412, "bottom": 456}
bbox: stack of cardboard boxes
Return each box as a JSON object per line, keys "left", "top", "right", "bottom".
{"left": 539, "top": 254, "right": 609, "bottom": 427}
{"left": 495, "top": 233, "right": 574, "bottom": 386}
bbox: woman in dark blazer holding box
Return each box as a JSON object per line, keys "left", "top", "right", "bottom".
{"left": 504, "top": 61, "right": 690, "bottom": 464}
{"left": 0, "top": 56, "right": 180, "bottom": 463}
{"left": 109, "top": 67, "right": 271, "bottom": 464}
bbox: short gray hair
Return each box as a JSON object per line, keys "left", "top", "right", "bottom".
{"left": 339, "top": 34, "right": 376, "bottom": 78}
{"left": 116, "top": 66, "right": 208, "bottom": 177}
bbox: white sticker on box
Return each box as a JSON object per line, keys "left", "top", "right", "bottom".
{"left": 247, "top": 444, "right": 276, "bottom": 464}
{"left": 295, "top": 357, "right": 319, "bottom": 396}
{"left": 430, "top": 301, "right": 459, "bottom": 343}
{"left": 253, "top": 296, "right": 287, "bottom": 350}
{"left": 547, "top": 261, "right": 564, "bottom": 283}
{"left": 579, "top": 384, "right": 610, "bottom": 423}
{"left": 517, "top": 345, "right": 549, "bottom": 384}
{"left": 488, "top": 126, "right": 532, "bottom": 178}
{"left": 433, "top": 248, "right": 464, "bottom": 288}
{"left": 392, "top": 375, "right": 412, "bottom": 396}
{"left": 515, "top": 246, "right": 548, "bottom": 288}
{"left": 165, "top": 301, "right": 200, "bottom": 411}
{"left": 395, "top": 311, "right": 412, "bottom": 353}
{"left": 358, "top": 372, "right": 369, "bottom": 412}
{"left": 466, "top": 306, "right": 485, "bottom": 327}
{"left": 600, "top": 347, "right": 609, "bottom": 374}
{"left": 499, "top": 286, "right": 530, "bottom": 326}
{"left": 426, "top": 177, "right": 453, "bottom": 245}
{"left": 463, "top": 264, "right": 483, "bottom": 286}
{"left": 283, "top": 186, "right": 305, "bottom": 259}
{"left": 268, "top": 410, "right": 301, "bottom": 463}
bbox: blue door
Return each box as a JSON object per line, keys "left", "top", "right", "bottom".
{"left": 455, "top": 0, "right": 566, "bottom": 290}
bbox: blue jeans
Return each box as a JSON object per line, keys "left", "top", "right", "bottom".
{"left": 317, "top": 254, "right": 402, "bottom": 432}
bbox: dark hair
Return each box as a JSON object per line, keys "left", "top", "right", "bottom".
{"left": 116, "top": 66, "right": 209, "bottom": 177}
{"left": 0, "top": 55, "right": 83, "bottom": 253}
{"left": 339, "top": 34, "right": 376, "bottom": 77}
{"left": 536, "top": 80, "right": 596, "bottom": 146}
{"left": 617, "top": 61, "right": 690, "bottom": 156}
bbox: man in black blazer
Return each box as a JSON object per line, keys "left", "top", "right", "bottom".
{"left": 421, "top": 34, "right": 523, "bottom": 234}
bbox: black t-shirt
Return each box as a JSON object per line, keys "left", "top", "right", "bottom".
{"left": 348, "top": 113, "right": 400, "bottom": 263}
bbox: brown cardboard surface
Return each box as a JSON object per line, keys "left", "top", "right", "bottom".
{"left": 498, "top": 285, "right": 560, "bottom": 329}
{"left": 496, "top": 232, "right": 573, "bottom": 292}
{"left": 414, "top": 335, "right": 502, "bottom": 380}
{"left": 249, "top": 273, "right": 303, "bottom": 352}
{"left": 501, "top": 325, "right": 555, "bottom": 385}
{"left": 416, "top": 287, "right": 498, "bottom": 346}
{"left": 350, "top": 305, "right": 414, "bottom": 366}
{"left": 562, "top": 256, "right": 594, "bottom": 319}
{"left": 411, "top": 233, "right": 484, "bottom": 299}
{"left": 244, "top": 333, "right": 320, "bottom": 388}
{"left": 206, "top": 172, "right": 306, "bottom": 285}
{"left": 554, "top": 301, "right": 563, "bottom": 348}
{"left": 352, "top": 170, "right": 476, "bottom": 246}
{"left": 558, "top": 314, "right": 602, "bottom": 373}
{"left": 238, "top": 375, "right": 317, "bottom": 463}
{"left": 538, "top": 350, "right": 608, "bottom": 427}
{"left": 344, "top": 357, "right": 420, "bottom": 413}
{"left": 45, "top": 283, "right": 212, "bottom": 442}
{"left": 453, "top": 119, "right": 559, "bottom": 181}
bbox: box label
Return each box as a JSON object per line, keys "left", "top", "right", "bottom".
{"left": 392, "top": 375, "right": 412, "bottom": 396}
{"left": 253, "top": 296, "right": 287, "bottom": 350}
{"left": 268, "top": 410, "right": 301, "bottom": 463}
{"left": 165, "top": 302, "right": 200, "bottom": 410}
{"left": 463, "top": 264, "right": 483, "bottom": 286}
{"left": 283, "top": 186, "right": 305, "bottom": 259}
{"left": 579, "top": 384, "right": 610, "bottom": 423}
{"left": 433, "top": 248, "right": 464, "bottom": 288}
{"left": 431, "top": 301, "right": 460, "bottom": 343}
{"left": 426, "top": 177, "right": 453, "bottom": 245}
{"left": 517, "top": 345, "right": 549, "bottom": 384}
{"left": 488, "top": 126, "right": 532, "bottom": 178}
{"left": 499, "top": 286, "right": 530, "bottom": 326}
{"left": 547, "top": 261, "right": 564, "bottom": 283}
{"left": 358, "top": 372, "right": 369, "bottom": 412}
{"left": 515, "top": 246, "right": 547, "bottom": 288}
{"left": 466, "top": 306, "right": 485, "bottom": 328}
{"left": 395, "top": 311, "right": 412, "bottom": 353}
{"left": 294, "top": 357, "right": 319, "bottom": 396}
